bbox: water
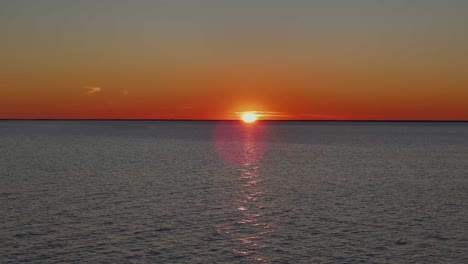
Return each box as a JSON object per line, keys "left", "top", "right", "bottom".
{"left": 1, "top": 121, "right": 467, "bottom": 263}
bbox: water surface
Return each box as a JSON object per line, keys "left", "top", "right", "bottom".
{"left": 1, "top": 121, "right": 467, "bottom": 263}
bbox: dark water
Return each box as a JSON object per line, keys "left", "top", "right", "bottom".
{"left": 1, "top": 121, "right": 467, "bottom": 263}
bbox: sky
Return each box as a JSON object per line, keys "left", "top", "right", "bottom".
{"left": 1, "top": 0, "right": 468, "bottom": 120}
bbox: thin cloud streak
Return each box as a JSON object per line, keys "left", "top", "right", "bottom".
{"left": 296, "top": 114, "right": 346, "bottom": 120}
{"left": 233, "top": 111, "right": 345, "bottom": 120}
{"left": 83, "top": 86, "right": 102, "bottom": 95}
{"left": 234, "top": 111, "right": 293, "bottom": 119}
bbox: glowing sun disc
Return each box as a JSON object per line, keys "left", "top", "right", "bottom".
{"left": 242, "top": 112, "right": 258, "bottom": 123}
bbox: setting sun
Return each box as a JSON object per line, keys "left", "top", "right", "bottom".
{"left": 241, "top": 112, "right": 258, "bottom": 123}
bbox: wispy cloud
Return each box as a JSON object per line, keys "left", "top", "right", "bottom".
{"left": 296, "top": 113, "right": 345, "bottom": 120}
{"left": 233, "top": 111, "right": 344, "bottom": 120}
{"left": 83, "top": 86, "right": 102, "bottom": 95}
{"left": 235, "top": 111, "right": 293, "bottom": 119}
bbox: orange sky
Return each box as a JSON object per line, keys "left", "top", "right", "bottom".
{"left": 1, "top": 1, "right": 468, "bottom": 120}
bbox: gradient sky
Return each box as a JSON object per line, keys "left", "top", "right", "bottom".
{"left": 2, "top": 0, "right": 468, "bottom": 120}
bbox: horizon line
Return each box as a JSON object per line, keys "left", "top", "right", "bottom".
{"left": 0, "top": 119, "right": 467, "bottom": 122}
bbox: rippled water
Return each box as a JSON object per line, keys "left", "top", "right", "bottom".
{"left": 1, "top": 121, "right": 467, "bottom": 263}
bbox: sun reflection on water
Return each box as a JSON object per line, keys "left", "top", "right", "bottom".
{"left": 215, "top": 124, "right": 272, "bottom": 263}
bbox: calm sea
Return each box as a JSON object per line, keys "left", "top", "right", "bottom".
{"left": 1, "top": 121, "right": 467, "bottom": 263}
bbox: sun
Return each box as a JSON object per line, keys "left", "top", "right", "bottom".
{"left": 241, "top": 112, "right": 258, "bottom": 123}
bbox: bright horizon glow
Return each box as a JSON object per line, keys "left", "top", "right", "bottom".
{"left": 1, "top": 1, "right": 468, "bottom": 120}
{"left": 241, "top": 112, "right": 258, "bottom": 123}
